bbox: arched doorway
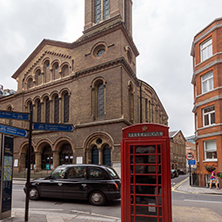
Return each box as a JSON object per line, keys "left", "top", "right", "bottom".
{"left": 42, "top": 144, "right": 53, "bottom": 170}
{"left": 59, "top": 143, "right": 73, "bottom": 165}
{"left": 103, "top": 144, "right": 111, "bottom": 166}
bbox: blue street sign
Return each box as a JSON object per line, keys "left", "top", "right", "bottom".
{"left": 0, "top": 110, "right": 29, "bottom": 121}
{"left": 0, "top": 124, "right": 28, "bottom": 137}
{"left": 33, "top": 123, "right": 75, "bottom": 132}
{"left": 188, "top": 160, "right": 196, "bottom": 165}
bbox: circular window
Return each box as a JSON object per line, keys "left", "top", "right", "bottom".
{"left": 93, "top": 44, "right": 106, "bottom": 58}
{"left": 96, "top": 138, "right": 102, "bottom": 145}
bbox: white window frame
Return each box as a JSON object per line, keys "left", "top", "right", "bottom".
{"left": 203, "top": 105, "right": 215, "bottom": 127}
{"left": 201, "top": 71, "right": 213, "bottom": 94}
{"left": 200, "top": 38, "right": 212, "bottom": 62}
{"left": 204, "top": 140, "right": 217, "bottom": 161}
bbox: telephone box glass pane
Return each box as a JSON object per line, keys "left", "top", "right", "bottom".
{"left": 135, "top": 186, "right": 156, "bottom": 195}
{"left": 135, "top": 155, "right": 155, "bottom": 163}
{"left": 135, "top": 165, "right": 156, "bottom": 174}
{"left": 135, "top": 196, "right": 156, "bottom": 205}
{"left": 135, "top": 206, "right": 157, "bottom": 216}
{"left": 135, "top": 175, "right": 156, "bottom": 184}
{"left": 158, "top": 165, "right": 161, "bottom": 174}
{"left": 136, "top": 217, "right": 157, "bottom": 222}
{"left": 131, "top": 216, "right": 134, "bottom": 222}
{"left": 158, "top": 155, "right": 161, "bottom": 163}
{"left": 130, "top": 146, "right": 134, "bottom": 154}
{"left": 135, "top": 145, "right": 156, "bottom": 154}
{"left": 159, "top": 197, "right": 162, "bottom": 205}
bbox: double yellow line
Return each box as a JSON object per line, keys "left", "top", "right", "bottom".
{"left": 171, "top": 177, "right": 189, "bottom": 192}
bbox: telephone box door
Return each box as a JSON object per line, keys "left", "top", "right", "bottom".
{"left": 121, "top": 124, "right": 172, "bottom": 222}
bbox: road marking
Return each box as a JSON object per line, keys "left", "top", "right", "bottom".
{"left": 184, "top": 199, "right": 222, "bottom": 204}
{"left": 13, "top": 208, "right": 64, "bottom": 212}
{"left": 171, "top": 177, "right": 189, "bottom": 191}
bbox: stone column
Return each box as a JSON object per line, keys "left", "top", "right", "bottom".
{"left": 59, "top": 97, "right": 62, "bottom": 123}
{"left": 53, "top": 151, "right": 60, "bottom": 169}
{"left": 86, "top": 149, "right": 91, "bottom": 164}
{"left": 98, "top": 147, "right": 103, "bottom": 165}
{"left": 35, "top": 152, "right": 42, "bottom": 172}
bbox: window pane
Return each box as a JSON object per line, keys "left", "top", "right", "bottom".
{"left": 64, "top": 92, "right": 69, "bottom": 122}
{"left": 209, "top": 78, "right": 214, "bottom": 90}
{"left": 204, "top": 115, "right": 209, "bottom": 126}
{"left": 211, "top": 112, "right": 215, "bottom": 124}
{"left": 205, "top": 140, "right": 216, "bottom": 151}
{"left": 206, "top": 151, "right": 217, "bottom": 159}
{"left": 68, "top": 167, "right": 86, "bottom": 179}
{"left": 89, "top": 168, "right": 104, "bottom": 179}
{"left": 97, "top": 83, "right": 104, "bottom": 117}
{"left": 202, "top": 81, "right": 207, "bottom": 93}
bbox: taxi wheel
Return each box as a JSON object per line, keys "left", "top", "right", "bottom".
{"left": 29, "top": 187, "right": 39, "bottom": 200}
{"left": 89, "top": 191, "right": 106, "bottom": 206}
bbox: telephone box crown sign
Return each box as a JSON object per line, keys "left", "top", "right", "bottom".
{"left": 142, "top": 126, "right": 148, "bottom": 131}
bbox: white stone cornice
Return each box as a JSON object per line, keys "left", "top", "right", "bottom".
{"left": 192, "top": 95, "right": 222, "bottom": 112}
{"left": 191, "top": 58, "right": 222, "bottom": 84}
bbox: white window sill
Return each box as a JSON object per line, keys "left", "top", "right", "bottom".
{"left": 203, "top": 159, "right": 218, "bottom": 162}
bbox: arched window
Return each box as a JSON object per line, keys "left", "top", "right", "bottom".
{"left": 52, "top": 62, "right": 59, "bottom": 80}
{"left": 92, "top": 145, "right": 99, "bottom": 164}
{"left": 103, "top": 144, "right": 111, "bottom": 166}
{"left": 54, "top": 95, "right": 59, "bottom": 123}
{"left": 62, "top": 65, "right": 69, "bottom": 77}
{"left": 42, "top": 145, "right": 53, "bottom": 170}
{"left": 27, "top": 78, "right": 34, "bottom": 89}
{"left": 35, "top": 69, "right": 42, "bottom": 86}
{"left": 37, "top": 99, "right": 41, "bottom": 122}
{"left": 95, "top": 0, "right": 110, "bottom": 23}
{"left": 45, "top": 97, "right": 50, "bottom": 123}
{"left": 64, "top": 92, "right": 69, "bottom": 123}
{"left": 97, "top": 83, "right": 104, "bottom": 117}
{"left": 43, "top": 60, "right": 50, "bottom": 83}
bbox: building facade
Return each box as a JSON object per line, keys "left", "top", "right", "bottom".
{"left": 191, "top": 17, "right": 222, "bottom": 186}
{"left": 169, "top": 131, "right": 186, "bottom": 171}
{"left": 0, "top": 0, "right": 168, "bottom": 175}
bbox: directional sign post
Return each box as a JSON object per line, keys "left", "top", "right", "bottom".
{"left": 0, "top": 124, "right": 28, "bottom": 138}
{"left": 188, "top": 160, "right": 196, "bottom": 165}
{"left": 33, "top": 123, "right": 74, "bottom": 132}
{"left": 0, "top": 110, "right": 29, "bottom": 121}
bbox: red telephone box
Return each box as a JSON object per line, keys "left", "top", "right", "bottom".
{"left": 121, "top": 124, "right": 172, "bottom": 222}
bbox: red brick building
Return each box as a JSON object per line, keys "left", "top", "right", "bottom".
{"left": 191, "top": 17, "right": 222, "bottom": 186}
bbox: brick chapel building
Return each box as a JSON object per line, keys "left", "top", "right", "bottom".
{"left": 191, "top": 17, "right": 222, "bottom": 186}
{"left": 0, "top": 0, "right": 168, "bottom": 175}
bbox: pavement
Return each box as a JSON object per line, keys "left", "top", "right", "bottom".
{"left": 0, "top": 177, "right": 222, "bottom": 222}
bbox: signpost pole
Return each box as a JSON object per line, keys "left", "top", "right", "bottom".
{"left": 25, "top": 107, "right": 33, "bottom": 222}
{"left": 189, "top": 164, "right": 191, "bottom": 186}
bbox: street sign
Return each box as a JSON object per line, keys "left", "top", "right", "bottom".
{"left": 0, "top": 124, "right": 28, "bottom": 138}
{"left": 186, "top": 153, "right": 194, "bottom": 160}
{"left": 33, "top": 123, "right": 75, "bottom": 132}
{"left": 0, "top": 110, "right": 29, "bottom": 121}
{"left": 188, "top": 160, "right": 196, "bottom": 165}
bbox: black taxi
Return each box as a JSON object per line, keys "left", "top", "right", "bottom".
{"left": 25, "top": 164, "right": 121, "bottom": 206}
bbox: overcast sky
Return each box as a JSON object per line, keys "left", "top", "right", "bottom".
{"left": 0, "top": 0, "right": 221, "bottom": 137}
